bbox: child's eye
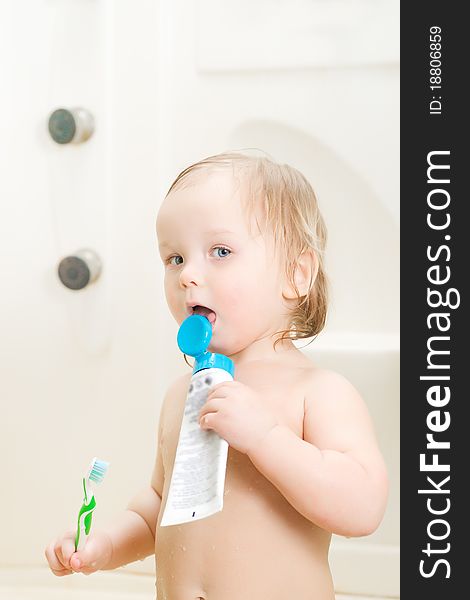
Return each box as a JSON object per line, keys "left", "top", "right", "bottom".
{"left": 211, "top": 246, "right": 232, "bottom": 259}
{"left": 166, "top": 255, "right": 183, "bottom": 266}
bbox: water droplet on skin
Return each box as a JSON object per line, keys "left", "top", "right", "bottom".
{"left": 180, "top": 545, "right": 186, "bottom": 551}
{"left": 248, "top": 486, "right": 253, "bottom": 492}
{"left": 211, "top": 545, "right": 216, "bottom": 551}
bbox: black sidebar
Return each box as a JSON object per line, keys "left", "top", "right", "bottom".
{"left": 401, "top": 4, "right": 467, "bottom": 599}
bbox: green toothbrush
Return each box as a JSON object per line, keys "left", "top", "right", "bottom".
{"left": 75, "top": 457, "right": 110, "bottom": 551}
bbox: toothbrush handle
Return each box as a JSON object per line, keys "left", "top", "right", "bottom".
{"left": 75, "top": 494, "right": 96, "bottom": 551}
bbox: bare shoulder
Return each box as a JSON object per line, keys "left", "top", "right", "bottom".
{"left": 301, "top": 367, "right": 387, "bottom": 473}
{"left": 152, "top": 372, "right": 192, "bottom": 495}
{"left": 302, "top": 366, "right": 366, "bottom": 416}
{"left": 158, "top": 371, "right": 192, "bottom": 427}
{"left": 167, "top": 371, "right": 193, "bottom": 395}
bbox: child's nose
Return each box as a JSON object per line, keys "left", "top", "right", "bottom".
{"left": 179, "top": 262, "right": 203, "bottom": 288}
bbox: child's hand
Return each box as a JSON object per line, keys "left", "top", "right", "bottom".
{"left": 199, "top": 381, "right": 278, "bottom": 454}
{"left": 45, "top": 529, "right": 113, "bottom": 576}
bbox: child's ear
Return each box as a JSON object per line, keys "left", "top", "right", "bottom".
{"left": 282, "top": 250, "right": 318, "bottom": 300}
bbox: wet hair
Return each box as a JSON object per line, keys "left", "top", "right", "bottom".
{"left": 166, "top": 150, "right": 329, "bottom": 349}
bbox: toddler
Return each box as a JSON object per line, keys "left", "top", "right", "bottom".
{"left": 45, "top": 152, "right": 388, "bottom": 600}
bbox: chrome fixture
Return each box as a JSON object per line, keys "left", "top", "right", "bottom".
{"left": 48, "top": 107, "right": 95, "bottom": 144}
{"left": 58, "top": 249, "right": 102, "bottom": 290}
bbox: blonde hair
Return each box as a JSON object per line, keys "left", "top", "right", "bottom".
{"left": 166, "top": 151, "right": 328, "bottom": 349}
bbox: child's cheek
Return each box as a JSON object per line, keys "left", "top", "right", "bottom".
{"left": 164, "top": 281, "right": 183, "bottom": 322}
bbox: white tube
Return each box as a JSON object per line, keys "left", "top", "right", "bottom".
{"left": 160, "top": 366, "right": 233, "bottom": 526}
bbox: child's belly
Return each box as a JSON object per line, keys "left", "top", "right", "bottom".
{"left": 155, "top": 448, "right": 334, "bottom": 600}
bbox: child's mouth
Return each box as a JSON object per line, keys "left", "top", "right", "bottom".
{"left": 192, "top": 305, "right": 217, "bottom": 326}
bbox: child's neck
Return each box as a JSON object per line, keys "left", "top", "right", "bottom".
{"left": 228, "top": 336, "right": 300, "bottom": 369}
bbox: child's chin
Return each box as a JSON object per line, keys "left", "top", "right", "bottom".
{"left": 208, "top": 336, "right": 246, "bottom": 359}
{"left": 208, "top": 335, "right": 231, "bottom": 356}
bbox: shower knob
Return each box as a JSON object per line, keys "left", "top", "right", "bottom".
{"left": 48, "top": 107, "right": 95, "bottom": 144}
{"left": 58, "top": 249, "right": 102, "bottom": 290}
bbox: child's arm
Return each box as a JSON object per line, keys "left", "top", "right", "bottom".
{"left": 247, "top": 369, "right": 389, "bottom": 538}
{"left": 96, "top": 485, "right": 161, "bottom": 571}
{"left": 99, "top": 395, "right": 167, "bottom": 571}
{"left": 45, "top": 388, "right": 167, "bottom": 576}
{"left": 45, "top": 482, "right": 162, "bottom": 576}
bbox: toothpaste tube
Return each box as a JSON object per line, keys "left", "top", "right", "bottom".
{"left": 160, "top": 314, "right": 234, "bottom": 526}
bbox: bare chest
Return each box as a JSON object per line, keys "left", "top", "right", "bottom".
{"left": 154, "top": 367, "right": 333, "bottom": 599}
{"left": 159, "top": 365, "right": 306, "bottom": 477}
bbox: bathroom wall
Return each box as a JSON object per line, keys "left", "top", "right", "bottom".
{"left": 0, "top": 0, "right": 399, "bottom": 596}
{"left": 1, "top": 0, "right": 175, "bottom": 566}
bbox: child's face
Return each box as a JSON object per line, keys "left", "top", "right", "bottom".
{"left": 156, "top": 170, "right": 292, "bottom": 358}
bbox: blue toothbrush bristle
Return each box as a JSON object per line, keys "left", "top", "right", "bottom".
{"left": 89, "top": 458, "right": 110, "bottom": 484}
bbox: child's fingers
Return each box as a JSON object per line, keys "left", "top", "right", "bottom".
{"left": 45, "top": 529, "right": 108, "bottom": 576}
{"left": 44, "top": 539, "right": 73, "bottom": 577}
{"left": 60, "top": 530, "right": 77, "bottom": 568}
{"left": 199, "top": 398, "right": 224, "bottom": 420}
{"left": 71, "top": 557, "right": 95, "bottom": 575}
{"left": 70, "top": 552, "right": 83, "bottom": 572}
{"left": 208, "top": 383, "right": 231, "bottom": 397}
{"left": 71, "top": 535, "right": 106, "bottom": 574}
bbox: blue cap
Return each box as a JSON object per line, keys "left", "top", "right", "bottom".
{"left": 177, "top": 314, "right": 212, "bottom": 356}
{"left": 177, "top": 315, "right": 234, "bottom": 377}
